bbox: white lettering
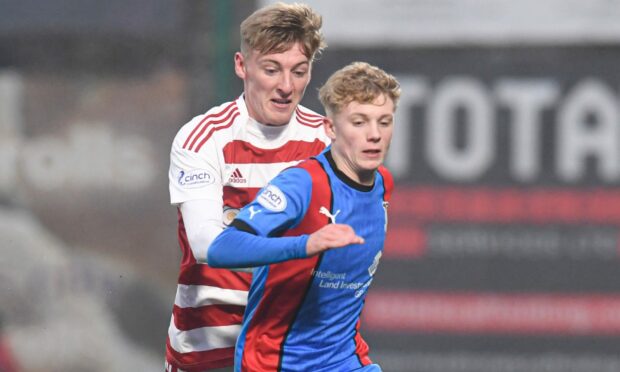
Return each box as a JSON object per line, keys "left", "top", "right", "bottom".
{"left": 18, "top": 124, "right": 156, "bottom": 191}
{"left": 21, "top": 137, "right": 69, "bottom": 190}
{"left": 258, "top": 184, "right": 287, "bottom": 212}
{"left": 557, "top": 79, "right": 620, "bottom": 182}
{"left": 0, "top": 71, "right": 159, "bottom": 194}
{"left": 388, "top": 76, "right": 429, "bottom": 178}
{"left": 496, "top": 79, "right": 560, "bottom": 181}
{"left": 427, "top": 77, "right": 494, "bottom": 180}
{"left": 392, "top": 74, "right": 620, "bottom": 184}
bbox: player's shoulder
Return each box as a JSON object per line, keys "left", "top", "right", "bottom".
{"left": 173, "top": 99, "right": 244, "bottom": 152}
{"left": 378, "top": 165, "right": 393, "bottom": 180}
{"left": 293, "top": 105, "right": 324, "bottom": 129}
{"left": 292, "top": 105, "right": 330, "bottom": 145}
{"left": 377, "top": 165, "right": 394, "bottom": 196}
{"left": 288, "top": 156, "right": 332, "bottom": 191}
{"left": 294, "top": 156, "right": 324, "bottom": 173}
{"left": 266, "top": 161, "right": 315, "bottom": 191}
{"left": 266, "top": 165, "right": 314, "bottom": 205}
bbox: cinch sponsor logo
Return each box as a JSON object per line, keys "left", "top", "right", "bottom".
{"left": 177, "top": 169, "right": 215, "bottom": 188}
{"left": 257, "top": 184, "right": 287, "bottom": 212}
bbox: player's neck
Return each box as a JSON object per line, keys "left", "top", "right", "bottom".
{"left": 326, "top": 150, "right": 375, "bottom": 189}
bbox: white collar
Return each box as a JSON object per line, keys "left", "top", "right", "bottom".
{"left": 236, "top": 94, "right": 292, "bottom": 140}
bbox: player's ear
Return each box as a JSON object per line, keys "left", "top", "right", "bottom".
{"left": 234, "top": 52, "right": 246, "bottom": 79}
{"left": 323, "top": 117, "right": 336, "bottom": 140}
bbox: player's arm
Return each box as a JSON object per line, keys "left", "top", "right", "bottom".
{"left": 169, "top": 124, "right": 225, "bottom": 263}
{"left": 182, "top": 200, "right": 255, "bottom": 272}
{"left": 305, "top": 223, "right": 364, "bottom": 256}
{"left": 208, "top": 167, "right": 309, "bottom": 267}
{"left": 207, "top": 168, "right": 364, "bottom": 268}
{"left": 180, "top": 199, "right": 225, "bottom": 261}
{"left": 208, "top": 223, "right": 363, "bottom": 268}
{"left": 207, "top": 225, "right": 309, "bottom": 267}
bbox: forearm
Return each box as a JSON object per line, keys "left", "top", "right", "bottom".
{"left": 207, "top": 225, "right": 309, "bottom": 268}
{"left": 180, "top": 199, "right": 224, "bottom": 263}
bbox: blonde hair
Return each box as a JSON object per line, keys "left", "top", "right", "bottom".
{"left": 240, "top": 2, "right": 326, "bottom": 60}
{"left": 318, "top": 62, "right": 401, "bottom": 115}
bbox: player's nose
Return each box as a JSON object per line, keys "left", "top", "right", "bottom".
{"left": 277, "top": 73, "right": 293, "bottom": 95}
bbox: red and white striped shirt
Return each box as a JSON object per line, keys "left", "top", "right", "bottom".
{"left": 167, "top": 95, "right": 329, "bottom": 371}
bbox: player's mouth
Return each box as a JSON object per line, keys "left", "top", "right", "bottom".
{"left": 362, "top": 149, "right": 382, "bottom": 158}
{"left": 271, "top": 98, "right": 293, "bottom": 109}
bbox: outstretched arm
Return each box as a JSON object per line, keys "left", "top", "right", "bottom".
{"left": 207, "top": 223, "right": 364, "bottom": 268}
{"left": 306, "top": 224, "right": 364, "bottom": 256}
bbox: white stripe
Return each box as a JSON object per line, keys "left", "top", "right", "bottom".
{"left": 175, "top": 284, "right": 248, "bottom": 308}
{"left": 168, "top": 317, "right": 241, "bottom": 353}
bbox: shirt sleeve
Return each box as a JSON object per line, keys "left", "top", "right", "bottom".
{"left": 168, "top": 116, "right": 224, "bottom": 206}
{"left": 180, "top": 199, "right": 224, "bottom": 262}
{"left": 207, "top": 227, "right": 309, "bottom": 268}
{"left": 235, "top": 167, "right": 312, "bottom": 236}
{"left": 207, "top": 167, "right": 313, "bottom": 268}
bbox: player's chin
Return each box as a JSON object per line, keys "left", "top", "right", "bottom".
{"left": 266, "top": 111, "right": 295, "bottom": 126}
{"left": 361, "top": 153, "right": 385, "bottom": 166}
{"left": 358, "top": 160, "right": 382, "bottom": 173}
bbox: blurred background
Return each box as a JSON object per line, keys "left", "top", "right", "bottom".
{"left": 1, "top": 0, "right": 620, "bottom": 371}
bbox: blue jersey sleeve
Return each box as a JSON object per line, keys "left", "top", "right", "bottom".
{"left": 207, "top": 167, "right": 313, "bottom": 268}
{"left": 207, "top": 227, "right": 309, "bottom": 268}
{"left": 236, "top": 167, "right": 312, "bottom": 236}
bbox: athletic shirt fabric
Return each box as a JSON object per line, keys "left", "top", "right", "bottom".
{"left": 229, "top": 149, "right": 393, "bottom": 372}
{"left": 167, "top": 95, "right": 329, "bottom": 370}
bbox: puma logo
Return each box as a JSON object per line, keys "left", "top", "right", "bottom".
{"left": 249, "top": 206, "right": 262, "bottom": 220}
{"left": 319, "top": 206, "right": 341, "bottom": 224}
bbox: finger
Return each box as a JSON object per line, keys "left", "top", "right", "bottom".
{"left": 335, "top": 234, "right": 365, "bottom": 247}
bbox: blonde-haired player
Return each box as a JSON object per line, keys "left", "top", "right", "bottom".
{"left": 166, "top": 3, "right": 329, "bottom": 371}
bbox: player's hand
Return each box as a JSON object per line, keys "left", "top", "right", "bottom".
{"left": 305, "top": 223, "right": 364, "bottom": 256}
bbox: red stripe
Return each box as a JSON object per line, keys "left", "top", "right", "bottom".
{"left": 166, "top": 338, "right": 234, "bottom": 371}
{"left": 297, "top": 119, "right": 323, "bottom": 128}
{"left": 364, "top": 290, "right": 620, "bottom": 335}
{"left": 173, "top": 304, "right": 244, "bottom": 330}
{"left": 241, "top": 159, "right": 331, "bottom": 370}
{"left": 390, "top": 186, "right": 620, "bottom": 224}
{"left": 296, "top": 114, "right": 324, "bottom": 128}
{"left": 242, "top": 258, "right": 320, "bottom": 370}
{"left": 378, "top": 165, "right": 394, "bottom": 202}
{"left": 295, "top": 107, "right": 324, "bottom": 122}
{"left": 193, "top": 111, "right": 240, "bottom": 152}
{"left": 178, "top": 263, "right": 251, "bottom": 289}
{"left": 223, "top": 139, "right": 327, "bottom": 164}
{"left": 353, "top": 318, "right": 372, "bottom": 366}
{"left": 182, "top": 101, "right": 236, "bottom": 149}
{"left": 223, "top": 186, "right": 261, "bottom": 209}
